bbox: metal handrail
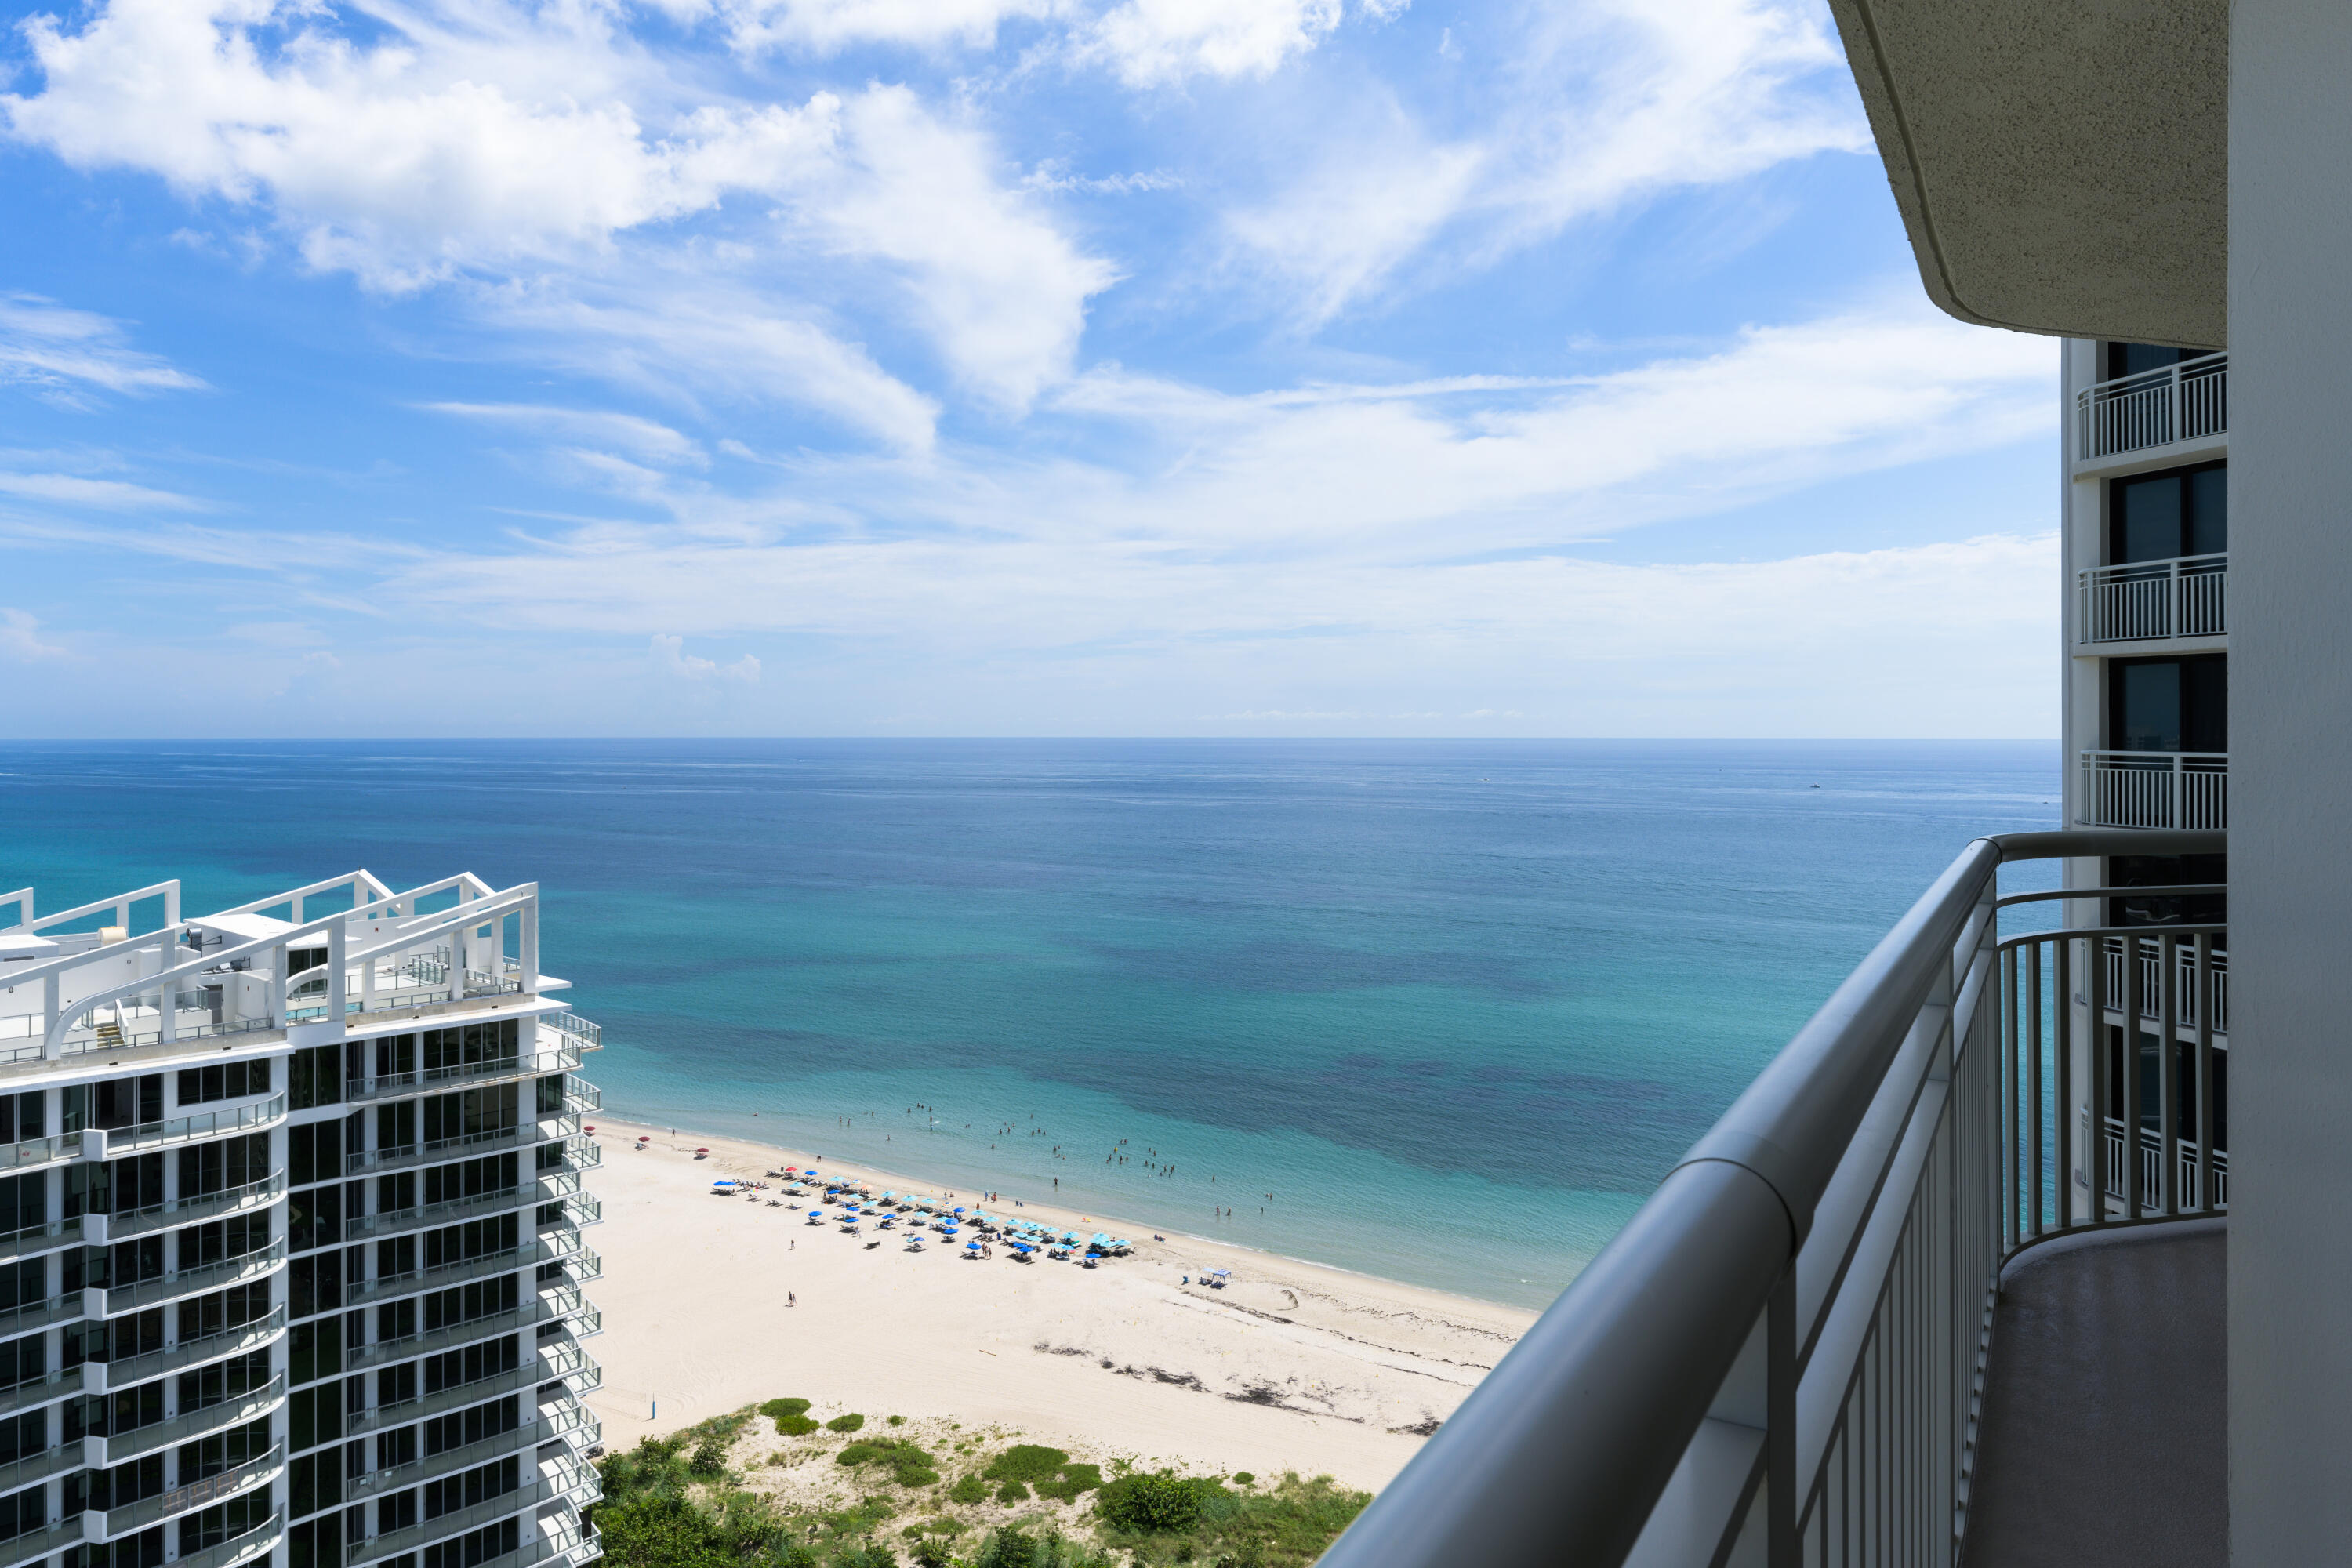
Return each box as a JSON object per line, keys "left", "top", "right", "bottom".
{"left": 1316, "top": 827, "right": 2226, "bottom": 1568}
{"left": 343, "top": 1043, "right": 581, "bottom": 1104}
{"left": 2078, "top": 552, "right": 2227, "bottom": 643}
{"left": 85, "top": 1376, "right": 285, "bottom": 1468}
{"left": 96, "top": 1236, "right": 286, "bottom": 1316}
{"left": 100, "top": 1306, "right": 286, "bottom": 1387}
{"left": 109, "top": 1171, "right": 286, "bottom": 1240}
{"left": 2074, "top": 351, "right": 2227, "bottom": 459}
{"left": 2079, "top": 750, "right": 2230, "bottom": 830}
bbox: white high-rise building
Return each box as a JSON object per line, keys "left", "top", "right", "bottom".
{"left": 0, "top": 872, "right": 605, "bottom": 1568}
{"left": 2061, "top": 340, "right": 2231, "bottom": 1225}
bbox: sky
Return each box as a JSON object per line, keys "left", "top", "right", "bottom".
{"left": 0, "top": 0, "right": 2062, "bottom": 738}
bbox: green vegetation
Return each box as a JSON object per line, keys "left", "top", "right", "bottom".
{"left": 764, "top": 1401, "right": 821, "bottom": 1438}
{"left": 836, "top": 1440, "right": 941, "bottom": 1490}
{"left": 828, "top": 1414, "right": 867, "bottom": 1434}
{"left": 887, "top": 1417, "right": 906, "bottom": 1427}
{"left": 592, "top": 1406, "right": 1363, "bottom": 1568}
{"left": 1096, "top": 1473, "right": 1370, "bottom": 1567}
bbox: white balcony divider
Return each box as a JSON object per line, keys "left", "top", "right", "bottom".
{"left": 2074, "top": 352, "right": 2228, "bottom": 459}
{"left": 2078, "top": 554, "right": 2227, "bottom": 642}
{"left": 2079, "top": 751, "right": 2229, "bottom": 829}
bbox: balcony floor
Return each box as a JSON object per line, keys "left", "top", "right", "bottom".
{"left": 1963, "top": 1218, "right": 2226, "bottom": 1568}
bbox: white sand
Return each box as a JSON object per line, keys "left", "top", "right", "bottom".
{"left": 579, "top": 1119, "right": 1538, "bottom": 1492}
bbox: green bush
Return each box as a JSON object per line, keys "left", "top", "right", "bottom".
{"left": 837, "top": 1444, "right": 882, "bottom": 1468}
{"left": 828, "top": 1414, "right": 867, "bottom": 1434}
{"left": 887, "top": 1416, "right": 906, "bottom": 1426}
{"left": 830, "top": 1544, "right": 898, "bottom": 1568}
{"left": 995, "top": 1479, "right": 1029, "bottom": 1504}
{"left": 970, "top": 1530, "right": 1115, "bottom": 1568}
{"left": 982, "top": 1446, "right": 1069, "bottom": 1484}
{"left": 776, "top": 1415, "right": 822, "bottom": 1437}
{"left": 1030, "top": 1465, "right": 1101, "bottom": 1504}
{"left": 910, "top": 1541, "right": 954, "bottom": 1568}
{"left": 898, "top": 1468, "right": 941, "bottom": 1489}
{"left": 1229, "top": 1473, "right": 1254, "bottom": 1486}
{"left": 688, "top": 1439, "right": 729, "bottom": 1476}
{"left": 761, "top": 1399, "right": 814, "bottom": 1420}
{"left": 1096, "top": 1471, "right": 1203, "bottom": 1534}
{"left": 948, "top": 1475, "right": 989, "bottom": 1505}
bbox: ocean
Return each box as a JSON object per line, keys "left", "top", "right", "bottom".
{"left": 0, "top": 739, "right": 2057, "bottom": 1309}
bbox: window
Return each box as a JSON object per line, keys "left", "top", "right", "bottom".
{"left": 64, "top": 1526, "right": 164, "bottom": 1568}
{"left": 291, "top": 1123, "right": 345, "bottom": 1188}
{"left": 423, "top": 1335, "right": 518, "bottom": 1396}
{"left": 291, "top": 1449, "right": 344, "bottom": 1519}
{"left": 2109, "top": 655, "right": 2227, "bottom": 753}
{"left": 292, "top": 1318, "right": 344, "bottom": 1386}
{"left": 176, "top": 1059, "right": 272, "bottom": 1109}
{"left": 179, "top": 1134, "right": 271, "bottom": 1200}
{"left": 67, "top": 1381, "right": 162, "bottom": 1442}
{"left": 0, "top": 1410, "right": 44, "bottom": 1466}
{"left": 289, "top": 1184, "right": 343, "bottom": 1253}
{"left": 2104, "top": 1028, "right": 2230, "bottom": 1152}
{"left": 423, "top": 1395, "right": 517, "bottom": 1457}
{"left": 100, "top": 1153, "right": 165, "bottom": 1218}
{"left": 178, "top": 1351, "right": 270, "bottom": 1417}
{"left": 290, "top": 1382, "right": 347, "bottom": 1453}
{"left": 0, "top": 1094, "right": 43, "bottom": 1147}
{"left": 2109, "top": 461, "right": 2226, "bottom": 564}
{"left": 423, "top": 1274, "right": 518, "bottom": 1333}
{"left": 421, "top": 1084, "right": 517, "bottom": 1148}
{"left": 178, "top": 1492, "right": 268, "bottom": 1555}
{"left": 422, "top": 1456, "right": 518, "bottom": 1520}
{"left": 423, "top": 1215, "right": 517, "bottom": 1271}
{"left": 421, "top": 1155, "right": 517, "bottom": 1207}
{"left": 0, "top": 1330, "right": 45, "bottom": 1392}
{"left": 63, "top": 1076, "right": 162, "bottom": 1134}
{"left": 0, "top": 1261, "right": 42, "bottom": 1316}
{"left": 0, "top": 1174, "right": 42, "bottom": 1238}
{"left": 178, "top": 1212, "right": 270, "bottom": 1271}
{"left": 373, "top": 1035, "right": 419, "bottom": 1080}
{"left": 2104, "top": 341, "right": 2201, "bottom": 379}
{"left": 176, "top": 1283, "right": 269, "bottom": 1345}
{"left": 422, "top": 1518, "right": 517, "bottom": 1568}
{"left": 378, "top": 1360, "right": 419, "bottom": 1408}
{"left": 376, "top": 1425, "right": 419, "bottom": 1472}
{"left": 0, "top": 1482, "right": 44, "bottom": 1544}
{"left": 176, "top": 1416, "right": 272, "bottom": 1486}
{"left": 292, "top": 1254, "right": 344, "bottom": 1320}
{"left": 289, "top": 1046, "right": 344, "bottom": 1112}
{"left": 421, "top": 1021, "right": 518, "bottom": 1077}
{"left": 289, "top": 1512, "right": 343, "bottom": 1568}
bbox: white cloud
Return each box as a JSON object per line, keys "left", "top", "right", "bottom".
{"left": 0, "top": 294, "right": 207, "bottom": 401}
{"left": 0, "top": 609, "right": 65, "bottom": 660}
{"left": 0, "top": 472, "right": 209, "bottom": 510}
{"left": 649, "top": 634, "right": 761, "bottom": 681}
{"left": 1227, "top": 0, "right": 1867, "bottom": 321}
{"left": 1079, "top": 0, "right": 1343, "bottom": 85}
{"left": 716, "top": 0, "right": 1073, "bottom": 55}
{"left": 423, "top": 404, "right": 706, "bottom": 467}
{"left": 1, "top": 3, "right": 1111, "bottom": 427}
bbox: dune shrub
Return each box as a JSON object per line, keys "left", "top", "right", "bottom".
{"left": 828, "top": 1414, "right": 867, "bottom": 1434}
{"left": 776, "top": 1415, "right": 822, "bottom": 1436}
{"left": 1096, "top": 1471, "right": 1203, "bottom": 1534}
{"left": 995, "top": 1479, "right": 1029, "bottom": 1504}
{"left": 982, "top": 1446, "right": 1068, "bottom": 1484}
{"left": 688, "top": 1439, "right": 729, "bottom": 1476}
{"left": 1030, "top": 1465, "right": 1101, "bottom": 1504}
{"left": 948, "top": 1475, "right": 989, "bottom": 1505}
{"left": 1229, "top": 1473, "right": 1254, "bottom": 1486}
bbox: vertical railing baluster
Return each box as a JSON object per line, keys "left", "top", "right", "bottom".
{"left": 2057, "top": 934, "right": 2074, "bottom": 1229}
{"left": 2028, "top": 941, "right": 2045, "bottom": 1239}
{"left": 2089, "top": 930, "right": 2109, "bottom": 1224}
{"left": 2195, "top": 931, "right": 2216, "bottom": 1216}
{"left": 2122, "top": 931, "right": 2144, "bottom": 1219}
{"left": 2001, "top": 944, "right": 2017, "bottom": 1252}
{"left": 2158, "top": 932, "right": 2180, "bottom": 1215}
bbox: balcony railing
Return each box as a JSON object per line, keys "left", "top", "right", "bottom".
{"left": 2100, "top": 933, "right": 2229, "bottom": 1033}
{"left": 2079, "top": 750, "right": 2228, "bottom": 829}
{"left": 2074, "top": 351, "right": 2227, "bottom": 459}
{"left": 2078, "top": 554, "right": 2227, "bottom": 642}
{"left": 1312, "top": 827, "right": 2226, "bottom": 1568}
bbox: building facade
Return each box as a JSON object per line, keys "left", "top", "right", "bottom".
{"left": 2060, "top": 340, "right": 2230, "bottom": 1225}
{"left": 0, "top": 872, "right": 604, "bottom": 1568}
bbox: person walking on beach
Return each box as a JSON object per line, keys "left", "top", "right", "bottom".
{"left": 789, "top": 1291, "right": 797, "bottom": 1308}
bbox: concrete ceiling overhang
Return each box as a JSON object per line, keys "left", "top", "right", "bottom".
{"left": 1825, "top": 0, "right": 2227, "bottom": 350}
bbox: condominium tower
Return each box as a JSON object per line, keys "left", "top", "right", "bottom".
{"left": 0, "top": 871, "right": 605, "bottom": 1568}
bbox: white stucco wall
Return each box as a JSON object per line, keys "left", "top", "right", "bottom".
{"left": 2228, "top": 0, "right": 2352, "bottom": 1555}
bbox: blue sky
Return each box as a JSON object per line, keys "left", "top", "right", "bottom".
{"left": 0, "top": 0, "right": 2058, "bottom": 737}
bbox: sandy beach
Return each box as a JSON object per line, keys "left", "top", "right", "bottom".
{"left": 579, "top": 1117, "right": 1539, "bottom": 1492}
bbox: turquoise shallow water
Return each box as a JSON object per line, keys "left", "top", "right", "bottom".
{"left": 0, "top": 739, "right": 2056, "bottom": 1308}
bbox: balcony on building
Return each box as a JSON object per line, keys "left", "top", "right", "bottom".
{"left": 2079, "top": 459, "right": 2227, "bottom": 645}
{"left": 2080, "top": 654, "right": 2227, "bottom": 829}
{"left": 2076, "top": 343, "right": 2228, "bottom": 466}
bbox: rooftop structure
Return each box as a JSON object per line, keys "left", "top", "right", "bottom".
{"left": 0, "top": 871, "right": 605, "bottom": 1568}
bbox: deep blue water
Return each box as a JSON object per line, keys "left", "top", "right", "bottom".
{"left": 0, "top": 740, "right": 2057, "bottom": 1308}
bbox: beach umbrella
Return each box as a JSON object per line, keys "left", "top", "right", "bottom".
{"left": 696, "top": 1148, "right": 709, "bottom": 1154}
